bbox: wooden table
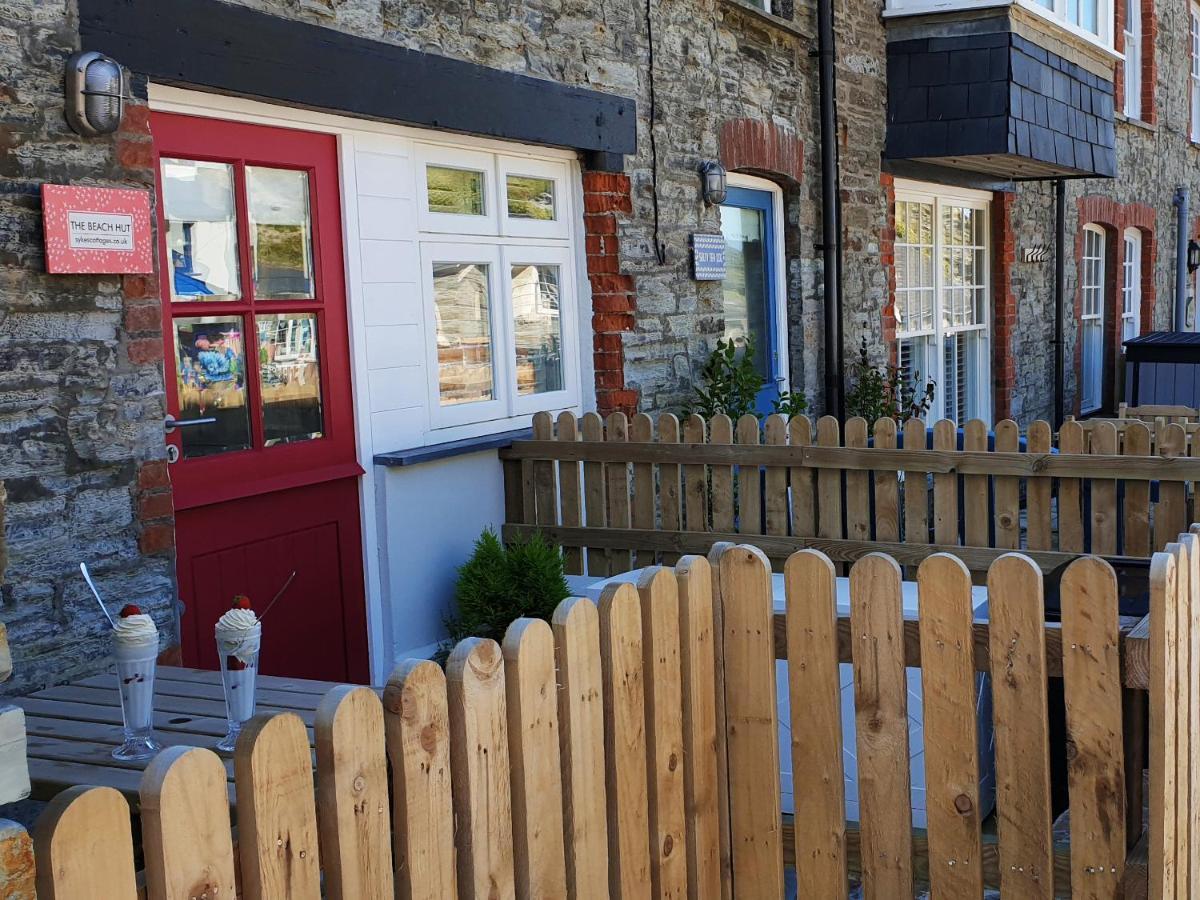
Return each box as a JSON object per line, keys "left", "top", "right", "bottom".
{"left": 12, "top": 666, "right": 353, "bottom": 808}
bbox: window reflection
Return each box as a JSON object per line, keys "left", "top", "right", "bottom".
{"left": 257, "top": 313, "right": 324, "bottom": 446}
{"left": 427, "top": 166, "right": 485, "bottom": 216}
{"left": 434, "top": 262, "right": 494, "bottom": 405}
{"left": 161, "top": 159, "right": 242, "bottom": 302}
{"left": 507, "top": 175, "right": 556, "bottom": 221}
{"left": 174, "top": 316, "right": 250, "bottom": 458}
{"left": 512, "top": 263, "right": 564, "bottom": 395}
{"left": 247, "top": 167, "right": 315, "bottom": 299}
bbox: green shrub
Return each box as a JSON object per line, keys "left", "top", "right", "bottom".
{"left": 684, "top": 337, "right": 808, "bottom": 423}
{"left": 442, "top": 529, "right": 570, "bottom": 656}
{"left": 845, "top": 336, "right": 935, "bottom": 423}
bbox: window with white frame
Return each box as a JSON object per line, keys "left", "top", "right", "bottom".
{"left": 1122, "top": 228, "right": 1141, "bottom": 342}
{"left": 894, "top": 182, "right": 991, "bottom": 423}
{"left": 1124, "top": 0, "right": 1142, "bottom": 119}
{"left": 415, "top": 144, "right": 580, "bottom": 429}
{"left": 1080, "top": 224, "right": 1106, "bottom": 414}
{"left": 884, "top": 0, "right": 1113, "bottom": 47}
{"left": 1192, "top": 4, "right": 1200, "bottom": 142}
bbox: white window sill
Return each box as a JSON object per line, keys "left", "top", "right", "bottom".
{"left": 1116, "top": 112, "right": 1157, "bottom": 134}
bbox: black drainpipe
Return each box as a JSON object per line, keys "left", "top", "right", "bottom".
{"left": 1053, "top": 178, "right": 1066, "bottom": 428}
{"left": 817, "top": 0, "right": 844, "bottom": 420}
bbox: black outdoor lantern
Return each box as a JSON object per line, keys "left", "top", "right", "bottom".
{"left": 1189, "top": 239, "right": 1200, "bottom": 274}
{"left": 700, "top": 161, "right": 728, "bottom": 206}
{"left": 64, "top": 51, "right": 126, "bottom": 137}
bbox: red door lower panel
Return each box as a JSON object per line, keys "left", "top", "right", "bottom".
{"left": 175, "top": 476, "right": 369, "bottom": 683}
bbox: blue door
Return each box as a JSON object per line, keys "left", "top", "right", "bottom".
{"left": 720, "top": 186, "right": 782, "bottom": 414}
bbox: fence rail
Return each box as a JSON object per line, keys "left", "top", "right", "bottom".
{"left": 502, "top": 411, "right": 1197, "bottom": 577}
{"left": 25, "top": 535, "right": 1200, "bottom": 898}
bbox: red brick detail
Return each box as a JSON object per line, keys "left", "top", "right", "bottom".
{"left": 115, "top": 137, "right": 154, "bottom": 172}
{"left": 138, "top": 460, "right": 170, "bottom": 490}
{"left": 1126, "top": 203, "right": 1157, "bottom": 334}
{"left": 718, "top": 119, "right": 804, "bottom": 185}
{"left": 583, "top": 170, "right": 639, "bottom": 417}
{"left": 128, "top": 337, "right": 163, "bottom": 365}
{"left": 120, "top": 102, "right": 152, "bottom": 137}
{"left": 879, "top": 174, "right": 897, "bottom": 364}
{"left": 123, "top": 273, "right": 158, "bottom": 300}
{"left": 124, "top": 302, "right": 161, "bottom": 334}
{"left": 992, "top": 192, "right": 1017, "bottom": 422}
{"left": 139, "top": 522, "right": 176, "bottom": 555}
{"left": 139, "top": 491, "right": 174, "bottom": 521}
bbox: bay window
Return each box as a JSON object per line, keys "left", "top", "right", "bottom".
{"left": 894, "top": 182, "right": 991, "bottom": 424}
{"left": 883, "top": 0, "right": 1114, "bottom": 48}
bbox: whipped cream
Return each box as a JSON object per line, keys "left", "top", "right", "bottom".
{"left": 215, "top": 608, "right": 261, "bottom": 664}
{"left": 112, "top": 613, "right": 158, "bottom": 649}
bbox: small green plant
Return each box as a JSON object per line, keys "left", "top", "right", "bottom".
{"left": 684, "top": 337, "right": 764, "bottom": 422}
{"left": 845, "top": 337, "right": 935, "bottom": 423}
{"left": 441, "top": 529, "right": 569, "bottom": 658}
{"left": 772, "top": 389, "right": 809, "bottom": 419}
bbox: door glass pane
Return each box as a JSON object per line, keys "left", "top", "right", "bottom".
{"left": 161, "top": 159, "right": 242, "bottom": 302}
{"left": 512, "top": 263, "right": 564, "bottom": 396}
{"left": 257, "top": 313, "right": 324, "bottom": 446}
{"left": 507, "top": 175, "right": 556, "bottom": 221}
{"left": 720, "top": 205, "right": 769, "bottom": 381}
{"left": 433, "top": 262, "right": 494, "bottom": 405}
{"left": 427, "top": 166, "right": 485, "bottom": 216}
{"left": 246, "top": 167, "right": 315, "bottom": 300}
{"left": 173, "top": 316, "right": 251, "bottom": 458}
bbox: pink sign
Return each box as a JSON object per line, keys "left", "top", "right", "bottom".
{"left": 42, "top": 184, "right": 154, "bottom": 274}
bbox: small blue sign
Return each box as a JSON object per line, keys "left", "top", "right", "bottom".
{"left": 692, "top": 233, "right": 726, "bottom": 281}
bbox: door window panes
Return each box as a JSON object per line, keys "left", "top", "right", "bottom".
{"left": 427, "top": 166, "right": 485, "bottom": 216}
{"left": 512, "top": 264, "right": 564, "bottom": 395}
{"left": 1080, "top": 225, "right": 1105, "bottom": 413}
{"left": 247, "top": 167, "right": 315, "bottom": 300}
{"left": 161, "top": 159, "right": 242, "bottom": 302}
{"left": 507, "top": 175, "right": 556, "bottom": 221}
{"left": 720, "top": 205, "right": 770, "bottom": 382}
{"left": 1123, "top": 230, "right": 1141, "bottom": 341}
{"left": 257, "top": 313, "right": 324, "bottom": 446}
{"left": 174, "top": 316, "right": 251, "bottom": 458}
{"left": 434, "top": 262, "right": 494, "bottom": 405}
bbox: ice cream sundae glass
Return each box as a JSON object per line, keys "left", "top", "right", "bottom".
{"left": 112, "top": 604, "right": 163, "bottom": 760}
{"left": 215, "top": 595, "right": 261, "bottom": 752}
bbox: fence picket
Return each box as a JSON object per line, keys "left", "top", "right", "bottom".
{"left": 719, "top": 544, "right": 784, "bottom": 896}
{"left": 315, "top": 686, "right": 394, "bottom": 900}
{"left": 849, "top": 553, "right": 913, "bottom": 899}
{"left": 707, "top": 541, "right": 737, "bottom": 899}
{"left": 873, "top": 417, "right": 900, "bottom": 543}
{"left": 785, "top": 549, "right": 847, "bottom": 899}
{"left": 660, "top": 414, "right": 683, "bottom": 565}
{"left": 683, "top": 414, "right": 708, "bottom": 533}
{"left": 503, "top": 619, "right": 568, "bottom": 898}
{"left": 1058, "top": 422, "right": 1085, "bottom": 553}
{"left": 845, "top": 417, "right": 871, "bottom": 544}
{"left": 235, "top": 712, "right": 322, "bottom": 900}
{"left": 1122, "top": 421, "right": 1153, "bottom": 557}
{"left": 817, "top": 417, "right": 843, "bottom": 564}
{"left": 1156, "top": 424, "right": 1188, "bottom": 552}
{"left": 994, "top": 419, "right": 1020, "bottom": 550}
{"left": 764, "top": 414, "right": 789, "bottom": 537}
{"left": 1089, "top": 421, "right": 1119, "bottom": 556}
{"left": 559, "top": 411, "right": 584, "bottom": 575}
{"left": 383, "top": 659, "right": 457, "bottom": 899}
{"left": 631, "top": 413, "right": 656, "bottom": 570}
{"left": 598, "top": 582, "right": 653, "bottom": 897}
{"left": 1185, "top": 531, "right": 1200, "bottom": 897}
{"left": 1060, "top": 556, "right": 1125, "bottom": 899}
{"left": 637, "top": 567, "right": 688, "bottom": 898}
{"left": 964, "top": 419, "right": 989, "bottom": 548}
{"left": 582, "top": 412, "right": 609, "bottom": 578}
{"left": 710, "top": 415, "right": 735, "bottom": 534}
{"left": 34, "top": 786, "right": 137, "bottom": 899}
{"left": 1149, "top": 550, "right": 1178, "bottom": 900}
{"left": 675, "top": 555, "right": 722, "bottom": 899}
{"left": 790, "top": 416, "right": 817, "bottom": 539}
{"left": 533, "top": 411, "right": 559, "bottom": 530}
{"left": 552, "top": 597, "right": 611, "bottom": 900}
{"left": 903, "top": 417, "right": 929, "bottom": 558}
{"left": 140, "top": 746, "right": 237, "bottom": 900}
{"left": 446, "top": 638, "right": 516, "bottom": 899}
{"left": 917, "top": 553, "right": 983, "bottom": 897}
{"left": 1171, "top": 540, "right": 1192, "bottom": 899}
{"left": 1027, "top": 420, "right": 1053, "bottom": 551}
{"left": 606, "top": 412, "right": 633, "bottom": 573}
{"left": 736, "top": 414, "right": 762, "bottom": 536}
{"left": 987, "top": 554, "right": 1054, "bottom": 899}
{"left": 933, "top": 419, "right": 959, "bottom": 546}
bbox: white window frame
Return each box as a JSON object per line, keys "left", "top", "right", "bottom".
{"left": 415, "top": 144, "right": 499, "bottom": 235}
{"left": 1121, "top": 227, "right": 1141, "bottom": 342}
{"left": 498, "top": 155, "right": 572, "bottom": 241}
{"left": 1123, "top": 0, "right": 1142, "bottom": 119}
{"left": 503, "top": 245, "right": 580, "bottom": 416}
{"left": 1080, "top": 224, "right": 1106, "bottom": 414}
{"left": 882, "top": 0, "right": 1115, "bottom": 50}
{"left": 1192, "top": 4, "right": 1200, "bottom": 142}
{"left": 893, "top": 179, "right": 992, "bottom": 424}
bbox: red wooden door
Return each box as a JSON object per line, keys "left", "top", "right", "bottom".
{"left": 152, "top": 112, "right": 368, "bottom": 683}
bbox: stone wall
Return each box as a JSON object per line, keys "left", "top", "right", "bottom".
{"left": 0, "top": 1, "right": 176, "bottom": 694}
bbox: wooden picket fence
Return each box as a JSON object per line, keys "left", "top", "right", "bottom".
{"left": 500, "top": 411, "right": 1200, "bottom": 577}
{"left": 25, "top": 536, "right": 1197, "bottom": 898}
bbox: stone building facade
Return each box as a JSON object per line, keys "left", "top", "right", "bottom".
{"left": 0, "top": 0, "right": 1196, "bottom": 688}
